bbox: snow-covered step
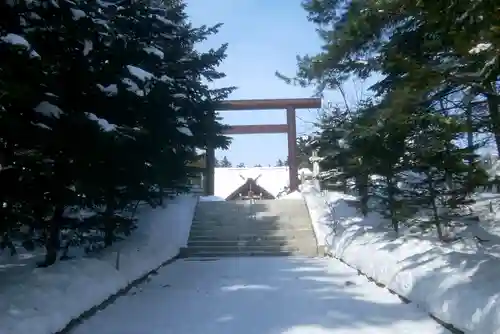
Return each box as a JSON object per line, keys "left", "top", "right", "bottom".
{"left": 183, "top": 199, "right": 318, "bottom": 257}
{"left": 188, "top": 239, "right": 291, "bottom": 247}
{"left": 185, "top": 245, "right": 304, "bottom": 253}
{"left": 190, "top": 220, "right": 312, "bottom": 227}
{"left": 187, "top": 234, "right": 300, "bottom": 242}
{"left": 185, "top": 242, "right": 300, "bottom": 250}
{"left": 180, "top": 251, "right": 295, "bottom": 257}
{"left": 188, "top": 229, "right": 316, "bottom": 238}
{"left": 188, "top": 226, "right": 313, "bottom": 233}
{"left": 182, "top": 246, "right": 319, "bottom": 257}
{"left": 186, "top": 234, "right": 315, "bottom": 244}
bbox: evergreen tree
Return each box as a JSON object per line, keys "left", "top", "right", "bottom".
{"left": 296, "top": 136, "right": 314, "bottom": 169}
{"left": 314, "top": 106, "right": 353, "bottom": 192}
{"left": 0, "top": 0, "right": 233, "bottom": 265}
{"left": 279, "top": 0, "right": 495, "bottom": 239}
{"left": 219, "top": 156, "right": 232, "bottom": 167}
{"left": 236, "top": 162, "right": 245, "bottom": 168}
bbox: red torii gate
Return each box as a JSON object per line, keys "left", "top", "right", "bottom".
{"left": 204, "top": 97, "right": 322, "bottom": 196}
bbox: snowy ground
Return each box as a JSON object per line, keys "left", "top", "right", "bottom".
{"left": 279, "top": 190, "right": 303, "bottom": 200}
{"left": 72, "top": 257, "right": 448, "bottom": 334}
{"left": 199, "top": 195, "right": 226, "bottom": 201}
{"left": 0, "top": 195, "right": 197, "bottom": 334}
{"left": 301, "top": 182, "right": 500, "bottom": 334}
{"left": 2, "top": 180, "right": 477, "bottom": 334}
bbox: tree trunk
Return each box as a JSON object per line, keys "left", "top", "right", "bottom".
{"left": 386, "top": 175, "right": 399, "bottom": 234}
{"left": 432, "top": 199, "right": 444, "bottom": 240}
{"left": 38, "top": 206, "right": 63, "bottom": 267}
{"left": 356, "top": 172, "right": 369, "bottom": 216}
{"left": 487, "top": 94, "right": 500, "bottom": 156}
{"left": 158, "top": 187, "right": 164, "bottom": 206}
{"left": 104, "top": 196, "right": 116, "bottom": 247}
{"left": 132, "top": 200, "right": 141, "bottom": 217}
{"left": 427, "top": 177, "right": 444, "bottom": 240}
{"left": 2, "top": 232, "right": 17, "bottom": 255}
{"left": 466, "top": 102, "right": 474, "bottom": 166}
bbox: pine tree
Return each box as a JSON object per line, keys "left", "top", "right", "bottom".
{"left": 219, "top": 156, "right": 232, "bottom": 167}
{"left": 0, "top": 1, "right": 51, "bottom": 255}
{"left": 314, "top": 106, "right": 353, "bottom": 192}
{"left": 0, "top": 0, "right": 117, "bottom": 265}
{"left": 0, "top": 0, "right": 234, "bottom": 266}
{"left": 404, "top": 110, "right": 488, "bottom": 239}
{"left": 296, "top": 136, "right": 314, "bottom": 169}
{"left": 280, "top": 0, "right": 495, "bottom": 240}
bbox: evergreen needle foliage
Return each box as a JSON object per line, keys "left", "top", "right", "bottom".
{"left": 0, "top": 0, "right": 233, "bottom": 265}
{"left": 280, "top": 0, "right": 498, "bottom": 239}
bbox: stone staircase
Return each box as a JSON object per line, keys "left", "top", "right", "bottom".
{"left": 180, "top": 199, "right": 318, "bottom": 258}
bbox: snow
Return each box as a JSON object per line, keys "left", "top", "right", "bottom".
{"left": 300, "top": 185, "right": 333, "bottom": 250}
{"left": 199, "top": 195, "right": 226, "bottom": 202}
{"left": 63, "top": 205, "right": 97, "bottom": 220}
{"left": 214, "top": 167, "right": 290, "bottom": 199}
{"left": 92, "top": 18, "right": 110, "bottom": 29}
{"left": 310, "top": 155, "right": 325, "bottom": 162}
{"left": 31, "top": 122, "right": 51, "bottom": 130}
{"left": 96, "top": 83, "right": 118, "bottom": 96}
{"left": 153, "top": 15, "right": 177, "bottom": 27}
{"left": 177, "top": 125, "right": 193, "bottom": 136}
{"left": 301, "top": 181, "right": 500, "bottom": 333}
{"left": 160, "top": 74, "right": 174, "bottom": 82}
{"left": 279, "top": 191, "right": 303, "bottom": 199}
{"left": 176, "top": 117, "right": 192, "bottom": 136}
{"left": 1, "top": 33, "right": 40, "bottom": 58}
{"left": 29, "top": 50, "right": 40, "bottom": 58}
{"left": 34, "top": 101, "right": 64, "bottom": 118}
{"left": 72, "top": 257, "right": 447, "bottom": 334}
{"left": 49, "top": 0, "right": 60, "bottom": 8}
{"left": 96, "top": 0, "right": 114, "bottom": 8}
{"left": 83, "top": 39, "right": 92, "bottom": 56}
{"left": 469, "top": 42, "right": 493, "bottom": 54}
{"left": 299, "top": 167, "right": 313, "bottom": 175}
{"left": 126, "top": 65, "right": 154, "bottom": 82}
{"left": 1, "top": 33, "right": 30, "bottom": 48}
{"left": 70, "top": 8, "right": 86, "bottom": 20}
{"left": 121, "top": 78, "right": 143, "bottom": 96}
{"left": 299, "top": 168, "right": 313, "bottom": 181}
{"left": 143, "top": 46, "right": 164, "bottom": 59}
{"left": 0, "top": 195, "right": 198, "bottom": 334}
{"left": 85, "top": 112, "right": 116, "bottom": 132}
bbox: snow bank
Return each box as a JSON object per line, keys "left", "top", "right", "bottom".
{"left": 300, "top": 184, "right": 333, "bottom": 250}
{"left": 0, "top": 195, "right": 198, "bottom": 334}
{"left": 278, "top": 191, "right": 303, "bottom": 200}
{"left": 301, "top": 182, "right": 500, "bottom": 334}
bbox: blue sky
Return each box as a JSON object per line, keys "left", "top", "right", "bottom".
{"left": 185, "top": 0, "right": 367, "bottom": 166}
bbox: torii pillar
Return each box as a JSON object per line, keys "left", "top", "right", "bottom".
{"left": 204, "top": 98, "right": 322, "bottom": 196}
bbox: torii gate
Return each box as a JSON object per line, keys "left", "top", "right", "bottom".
{"left": 204, "top": 98, "right": 322, "bottom": 196}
